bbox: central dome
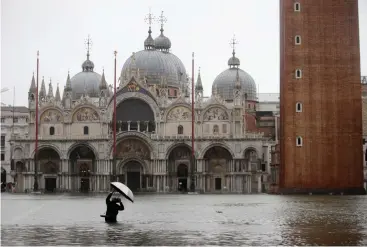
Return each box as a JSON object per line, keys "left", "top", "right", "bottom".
{"left": 121, "top": 50, "right": 179, "bottom": 86}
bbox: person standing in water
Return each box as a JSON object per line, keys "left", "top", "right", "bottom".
{"left": 105, "top": 191, "right": 124, "bottom": 223}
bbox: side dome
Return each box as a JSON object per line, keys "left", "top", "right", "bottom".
{"left": 212, "top": 68, "right": 257, "bottom": 101}
{"left": 70, "top": 57, "right": 102, "bottom": 99}
{"left": 70, "top": 71, "right": 102, "bottom": 99}
{"left": 121, "top": 50, "right": 179, "bottom": 86}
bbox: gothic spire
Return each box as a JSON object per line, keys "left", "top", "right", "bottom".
{"left": 195, "top": 67, "right": 203, "bottom": 91}
{"left": 99, "top": 69, "right": 108, "bottom": 90}
{"left": 47, "top": 79, "right": 54, "bottom": 98}
{"left": 29, "top": 72, "right": 36, "bottom": 92}
{"left": 39, "top": 77, "right": 46, "bottom": 101}
{"left": 65, "top": 71, "right": 72, "bottom": 91}
{"left": 55, "top": 83, "right": 61, "bottom": 101}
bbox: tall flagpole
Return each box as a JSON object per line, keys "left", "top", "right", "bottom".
{"left": 112, "top": 51, "right": 117, "bottom": 182}
{"left": 34, "top": 51, "right": 39, "bottom": 191}
{"left": 190, "top": 52, "right": 196, "bottom": 192}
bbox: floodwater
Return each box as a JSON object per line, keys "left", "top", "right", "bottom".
{"left": 1, "top": 193, "right": 367, "bottom": 246}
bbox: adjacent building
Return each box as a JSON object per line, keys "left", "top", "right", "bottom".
{"left": 1, "top": 106, "right": 29, "bottom": 186}
{"left": 279, "top": 0, "right": 365, "bottom": 194}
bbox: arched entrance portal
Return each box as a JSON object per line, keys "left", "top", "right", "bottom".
{"left": 167, "top": 145, "right": 192, "bottom": 192}
{"left": 177, "top": 164, "right": 188, "bottom": 192}
{"left": 38, "top": 147, "right": 60, "bottom": 192}
{"left": 203, "top": 146, "right": 232, "bottom": 191}
{"left": 116, "top": 138, "right": 150, "bottom": 192}
{"left": 123, "top": 161, "right": 143, "bottom": 192}
{"left": 69, "top": 145, "right": 96, "bottom": 192}
{"left": 114, "top": 98, "right": 156, "bottom": 133}
{"left": 1, "top": 168, "right": 6, "bottom": 191}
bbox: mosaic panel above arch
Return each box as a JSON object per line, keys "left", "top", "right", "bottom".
{"left": 72, "top": 107, "right": 99, "bottom": 122}
{"left": 40, "top": 109, "right": 63, "bottom": 123}
{"left": 166, "top": 106, "right": 192, "bottom": 121}
{"left": 203, "top": 107, "right": 229, "bottom": 121}
{"left": 116, "top": 138, "right": 150, "bottom": 160}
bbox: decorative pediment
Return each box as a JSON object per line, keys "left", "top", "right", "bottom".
{"left": 40, "top": 109, "right": 63, "bottom": 123}
{"left": 203, "top": 107, "right": 229, "bottom": 121}
{"left": 119, "top": 77, "right": 152, "bottom": 97}
{"left": 72, "top": 107, "right": 100, "bottom": 122}
{"left": 166, "top": 106, "right": 192, "bottom": 121}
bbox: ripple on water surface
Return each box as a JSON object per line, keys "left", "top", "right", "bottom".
{"left": 1, "top": 194, "right": 367, "bottom": 245}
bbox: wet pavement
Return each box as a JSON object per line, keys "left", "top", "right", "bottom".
{"left": 1, "top": 193, "right": 367, "bottom": 246}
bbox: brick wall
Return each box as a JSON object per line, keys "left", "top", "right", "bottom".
{"left": 279, "top": 0, "right": 364, "bottom": 193}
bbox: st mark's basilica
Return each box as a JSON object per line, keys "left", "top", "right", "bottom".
{"left": 10, "top": 12, "right": 274, "bottom": 193}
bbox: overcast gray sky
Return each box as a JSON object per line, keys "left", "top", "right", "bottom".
{"left": 1, "top": 0, "right": 367, "bottom": 106}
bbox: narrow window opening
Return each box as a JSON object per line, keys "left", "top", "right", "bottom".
{"left": 49, "top": 126, "right": 55, "bottom": 136}
{"left": 296, "top": 102, "right": 303, "bottom": 112}
{"left": 295, "top": 35, "right": 301, "bottom": 45}
{"left": 294, "top": 2, "right": 301, "bottom": 12}
{"left": 295, "top": 69, "right": 302, "bottom": 79}
{"left": 296, "top": 136, "right": 303, "bottom": 147}
{"left": 177, "top": 125, "right": 183, "bottom": 135}
{"left": 83, "top": 126, "right": 89, "bottom": 135}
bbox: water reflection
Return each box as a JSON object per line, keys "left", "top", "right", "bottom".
{"left": 1, "top": 194, "right": 367, "bottom": 246}
{"left": 280, "top": 196, "right": 366, "bottom": 246}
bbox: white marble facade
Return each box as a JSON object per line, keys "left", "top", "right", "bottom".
{"left": 10, "top": 23, "right": 274, "bottom": 193}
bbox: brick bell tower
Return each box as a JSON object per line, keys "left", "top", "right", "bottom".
{"left": 279, "top": 0, "right": 366, "bottom": 194}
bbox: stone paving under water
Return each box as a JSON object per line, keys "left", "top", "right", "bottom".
{"left": 1, "top": 193, "right": 367, "bottom": 246}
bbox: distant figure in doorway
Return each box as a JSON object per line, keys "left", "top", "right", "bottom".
{"left": 105, "top": 192, "right": 124, "bottom": 223}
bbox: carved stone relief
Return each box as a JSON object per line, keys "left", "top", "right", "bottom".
{"left": 167, "top": 106, "right": 191, "bottom": 121}
{"left": 41, "top": 109, "right": 63, "bottom": 123}
{"left": 116, "top": 139, "right": 150, "bottom": 159}
{"left": 73, "top": 107, "right": 99, "bottom": 122}
{"left": 203, "top": 107, "right": 229, "bottom": 121}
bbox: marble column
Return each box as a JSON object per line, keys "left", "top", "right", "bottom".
{"left": 257, "top": 175, "right": 262, "bottom": 193}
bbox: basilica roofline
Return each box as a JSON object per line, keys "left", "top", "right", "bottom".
{"left": 12, "top": 135, "right": 269, "bottom": 143}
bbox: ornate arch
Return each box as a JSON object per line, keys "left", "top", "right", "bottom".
{"left": 243, "top": 146, "right": 259, "bottom": 160}
{"left": 201, "top": 104, "right": 230, "bottom": 122}
{"left": 165, "top": 142, "right": 195, "bottom": 159}
{"left": 39, "top": 107, "right": 64, "bottom": 123}
{"left": 199, "top": 142, "right": 235, "bottom": 159}
{"left": 71, "top": 104, "right": 100, "bottom": 123}
{"left": 164, "top": 103, "right": 192, "bottom": 122}
{"left": 107, "top": 92, "right": 160, "bottom": 121}
{"left": 12, "top": 146, "right": 24, "bottom": 160}
{"left": 31, "top": 144, "right": 63, "bottom": 159}
{"left": 67, "top": 142, "right": 99, "bottom": 160}
{"left": 117, "top": 156, "right": 149, "bottom": 174}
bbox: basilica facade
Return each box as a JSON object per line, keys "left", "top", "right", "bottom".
{"left": 10, "top": 18, "right": 274, "bottom": 193}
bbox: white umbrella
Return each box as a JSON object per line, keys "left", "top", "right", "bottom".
{"left": 110, "top": 182, "right": 134, "bottom": 203}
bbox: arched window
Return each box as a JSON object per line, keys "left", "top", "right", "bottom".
{"left": 294, "top": 2, "right": 301, "bottom": 12}
{"left": 295, "top": 69, "right": 302, "bottom": 79}
{"left": 296, "top": 136, "right": 303, "bottom": 147}
{"left": 296, "top": 102, "right": 303, "bottom": 112}
{"left": 295, "top": 35, "right": 301, "bottom": 45}
{"left": 213, "top": 125, "right": 219, "bottom": 134}
{"left": 83, "top": 126, "right": 89, "bottom": 135}
{"left": 49, "top": 126, "right": 55, "bottom": 136}
{"left": 177, "top": 125, "right": 183, "bottom": 135}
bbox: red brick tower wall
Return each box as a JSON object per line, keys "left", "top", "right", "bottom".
{"left": 279, "top": 0, "right": 365, "bottom": 194}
